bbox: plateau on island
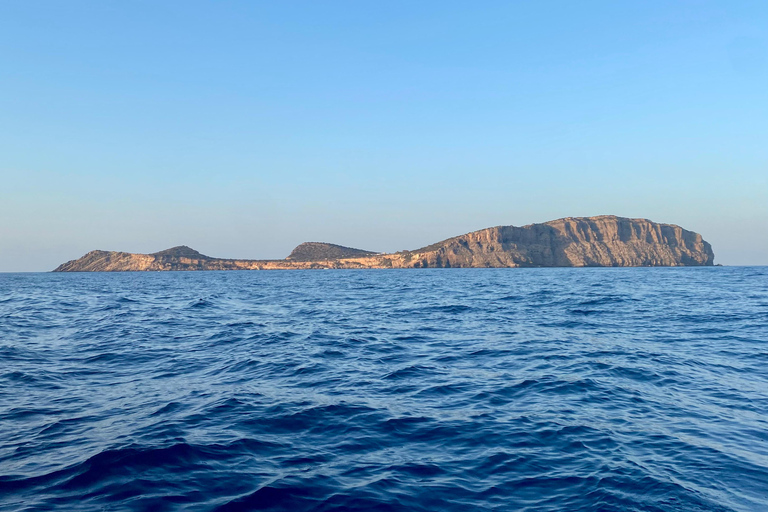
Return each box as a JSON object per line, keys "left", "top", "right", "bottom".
{"left": 53, "top": 215, "right": 714, "bottom": 272}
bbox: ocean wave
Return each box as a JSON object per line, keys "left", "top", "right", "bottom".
{"left": 1, "top": 267, "right": 767, "bottom": 511}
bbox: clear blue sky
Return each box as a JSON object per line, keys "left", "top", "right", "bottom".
{"left": 1, "top": 1, "right": 766, "bottom": 270}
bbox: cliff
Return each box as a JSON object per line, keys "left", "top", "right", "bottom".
{"left": 53, "top": 246, "right": 216, "bottom": 272}
{"left": 53, "top": 216, "right": 714, "bottom": 271}
{"left": 404, "top": 216, "right": 714, "bottom": 268}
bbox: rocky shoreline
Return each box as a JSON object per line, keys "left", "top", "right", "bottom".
{"left": 53, "top": 215, "right": 714, "bottom": 271}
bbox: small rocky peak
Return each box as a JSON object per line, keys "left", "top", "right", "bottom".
{"left": 287, "top": 242, "right": 377, "bottom": 261}
{"left": 151, "top": 246, "right": 209, "bottom": 259}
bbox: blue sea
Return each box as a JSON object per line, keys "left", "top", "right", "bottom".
{"left": 1, "top": 268, "right": 767, "bottom": 511}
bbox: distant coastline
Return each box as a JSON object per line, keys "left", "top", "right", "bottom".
{"left": 53, "top": 215, "right": 714, "bottom": 272}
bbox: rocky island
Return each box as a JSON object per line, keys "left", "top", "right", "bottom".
{"left": 53, "top": 215, "right": 714, "bottom": 271}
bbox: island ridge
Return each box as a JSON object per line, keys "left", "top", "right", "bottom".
{"left": 53, "top": 215, "right": 715, "bottom": 271}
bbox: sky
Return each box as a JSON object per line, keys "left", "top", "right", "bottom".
{"left": 1, "top": 1, "right": 767, "bottom": 271}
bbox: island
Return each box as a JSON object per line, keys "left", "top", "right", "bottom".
{"left": 53, "top": 215, "right": 714, "bottom": 271}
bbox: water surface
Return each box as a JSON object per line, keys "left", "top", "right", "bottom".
{"left": 1, "top": 268, "right": 767, "bottom": 511}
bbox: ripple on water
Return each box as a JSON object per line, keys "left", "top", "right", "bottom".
{"left": 0, "top": 267, "right": 767, "bottom": 511}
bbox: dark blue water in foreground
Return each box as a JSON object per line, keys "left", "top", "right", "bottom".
{"left": 1, "top": 268, "right": 767, "bottom": 511}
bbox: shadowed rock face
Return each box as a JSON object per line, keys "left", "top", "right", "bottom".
{"left": 151, "top": 246, "right": 209, "bottom": 259}
{"left": 53, "top": 216, "right": 715, "bottom": 271}
{"left": 287, "top": 242, "right": 377, "bottom": 261}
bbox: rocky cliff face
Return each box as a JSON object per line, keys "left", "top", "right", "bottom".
{"left": 53, "top": 246, "right": 216, "bottom": 272}
{"left": 53, "top": 216, "right": 714, "bottom": 271}
{"left": 402, "top": 216, "right": 714, "bottom": 268}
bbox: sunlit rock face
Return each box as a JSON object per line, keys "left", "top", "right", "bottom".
{"left": 53, "top": 216, "right": 714, "bottom": 271}
{"left": 404, "top": 216, "right": 714, "bottom": 268}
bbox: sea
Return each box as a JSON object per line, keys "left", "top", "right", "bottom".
{"left": 1, "top": 267, "right": 767, "bottom": 511}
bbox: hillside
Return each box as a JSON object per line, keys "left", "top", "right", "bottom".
{"left": 53, "top": 216, "right": 714, "bottom": 271}
{"left": 287, "top": 243, "right": 378, "bottom": 261}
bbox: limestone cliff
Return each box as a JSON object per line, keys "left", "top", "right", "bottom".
{"left": 53, "top": 216, "right": 714, "bottom": 271}
{"left": 53, "top": 246, "right": 216, "bottom": 272}
{"left": 403, "top": 216, "right": 714, "bottom": 268}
